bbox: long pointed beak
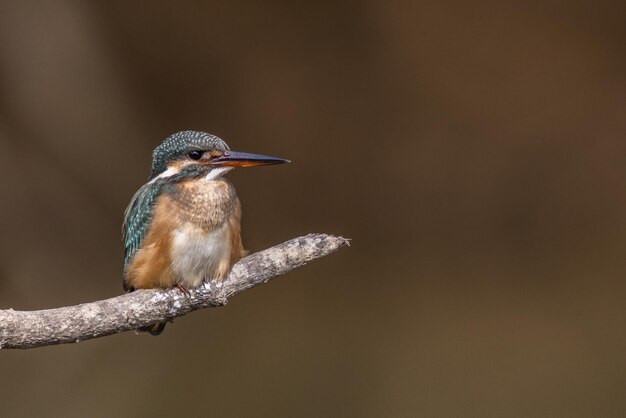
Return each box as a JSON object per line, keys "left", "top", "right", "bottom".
{"left": 211, "top": 151, "right": 290, "bottom": 167}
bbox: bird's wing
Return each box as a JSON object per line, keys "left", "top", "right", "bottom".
{"left": 122, "top": 181, "right": 164, "bottom": 281}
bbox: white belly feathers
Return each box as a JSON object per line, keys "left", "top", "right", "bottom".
{"left": 170, "top": 221, "right": 231, "bottom": 287}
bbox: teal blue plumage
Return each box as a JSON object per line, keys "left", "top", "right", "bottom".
{"left": 122, "top": 181, "right": 165, "bottom": 277}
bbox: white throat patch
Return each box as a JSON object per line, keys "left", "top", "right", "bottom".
{"left": 205, "top": 167, "right": 233, "bottom": 181}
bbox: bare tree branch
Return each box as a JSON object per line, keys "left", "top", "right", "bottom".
{"left": 0, "top": 233, "right": 348, "bottom": 350}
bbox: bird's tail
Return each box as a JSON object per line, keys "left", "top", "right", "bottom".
{"left": 137, "top": 322, "right": 167, "bottom": 336}
{"left": 125, "top": 285, "right": 168, "bottom": 336}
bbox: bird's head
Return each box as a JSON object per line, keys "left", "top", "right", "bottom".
{"left": 150, "top": 131, "right": 289, "bottom": 182}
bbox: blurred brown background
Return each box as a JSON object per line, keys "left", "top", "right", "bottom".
{"left": 0, "top": 1, "right": 625, "bottom": 417}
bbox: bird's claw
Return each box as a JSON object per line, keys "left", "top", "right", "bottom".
{"left": 174, "top": 284, "right": 191, "bottom": 297}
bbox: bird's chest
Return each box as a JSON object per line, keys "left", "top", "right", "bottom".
{"left": 168, "top": 178, "right": 238, "bottom": 228}
{"left": 167, "top": 179, "right": 240, "bottom": 287}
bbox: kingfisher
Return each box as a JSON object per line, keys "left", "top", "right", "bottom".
{"left": 122, "top": 130, "right": 289, "bottom": 335}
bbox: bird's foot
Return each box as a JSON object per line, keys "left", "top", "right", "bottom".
{"left": 174, "top": 284, "right": 191, "bottom": 297}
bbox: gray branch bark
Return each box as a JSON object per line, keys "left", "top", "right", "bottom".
{"left": 0, "top": 233, "right": 348, "bottom": 350}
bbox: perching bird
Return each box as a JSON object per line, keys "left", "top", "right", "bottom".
{"left": 122, "top": 131, "right": 289, "bottom": 335}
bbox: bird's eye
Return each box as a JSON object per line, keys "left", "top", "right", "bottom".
{"left": 188, "top": 150, "right": 204, "bottom": 160}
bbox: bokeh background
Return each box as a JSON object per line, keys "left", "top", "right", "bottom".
{"left": 1, "top": 1, "right": 625, "bottom": 417}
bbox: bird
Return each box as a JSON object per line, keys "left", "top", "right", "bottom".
{"left": 122, "top": 131, "right": 289, "bottom": 335}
